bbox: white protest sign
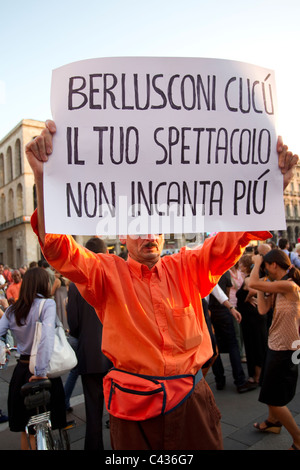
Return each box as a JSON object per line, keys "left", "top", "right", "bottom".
{"left": 44, "top": 57, "right": 285, "bottom": 236}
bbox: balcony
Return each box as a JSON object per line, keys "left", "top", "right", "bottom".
{"left": 0, "top": 215, "right": 31, "bottom": 232}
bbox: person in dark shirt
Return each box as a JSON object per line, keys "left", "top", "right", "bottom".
{"left": 66, "top": 237, "right": 112, "bottom": 450}
{"left": 209, "top": 272, "right": 256, "bottom": 393}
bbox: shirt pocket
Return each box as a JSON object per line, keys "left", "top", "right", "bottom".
{"left": 170, "top": 304, "right": 203, "bottom": 351}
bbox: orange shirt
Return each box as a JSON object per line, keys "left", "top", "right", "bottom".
{"left": 6, "top": 281, "right": 22, "bottom": 301}
{"left": 31, "top": 210, "right": 270, "bottom": 377}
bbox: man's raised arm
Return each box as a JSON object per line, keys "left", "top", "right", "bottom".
{"left": 25, "top": 120, "right": 57, "bottom": 244}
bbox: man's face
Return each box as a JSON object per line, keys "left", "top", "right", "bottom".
{"left": 12, "top": 271, "right": 21, "bottom": 283}
{"left": 121, "top": 234, "right": 165, "bottom": 267}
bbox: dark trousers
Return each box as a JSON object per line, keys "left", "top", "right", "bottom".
{"left": 241, "top": 311, "right": 267, "bottom": 378}
{"left": 81, "top": 373, "right": 105, "bottom": 450}
{"left": 211, "top": 308, "right": 246, "bottom": 387}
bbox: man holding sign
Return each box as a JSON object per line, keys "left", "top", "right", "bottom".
{"left": 26, "top": 120, "right": 297, "bottom": 450}
{"left": 25, "top": 57, "right": 298, "bottom": 450}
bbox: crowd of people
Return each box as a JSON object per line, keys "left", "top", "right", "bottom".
{"left": 0, "top": 259, "right": 70, "bottom": 325}
{"left": 1, "top": 235, "right": 300, "bottom": 450}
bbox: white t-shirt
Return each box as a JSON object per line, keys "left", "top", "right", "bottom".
{"left": 0, "top": 274, "right": 6, "bottom": 298}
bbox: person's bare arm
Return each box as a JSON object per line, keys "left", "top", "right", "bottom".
{"left": 256, "top": 290, "right": 273, "bottom": 315}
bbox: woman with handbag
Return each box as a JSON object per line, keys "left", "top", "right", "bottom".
{"left": 0, "top": 267, "right": 66, "bottom": 449}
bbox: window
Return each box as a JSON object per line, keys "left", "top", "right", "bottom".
{"left": 294, "top": 205, "right": 298, "bottom": 218}
{"left": 0, "top": 193, "right": 5, "bottom": 223}
{"left": 8, "top": 188, "right": 14, "bottom": 220}
{"left": 6, "top": 147, "right": 13, "bottom": 182}
{"left": 16, "top": 183, "right": 23, "bottom": 217}
{"left": 0, "top": 154, "right": 4, "bottom": 186}
{"left": 15, "top": 139, "right": 22, "bottom": 177}
{"left": 7, "top": 238, "right": 13, "bottom": 267}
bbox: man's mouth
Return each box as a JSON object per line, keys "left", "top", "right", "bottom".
{"left": 144, "top": 242, "right": 158, "bottom": 249}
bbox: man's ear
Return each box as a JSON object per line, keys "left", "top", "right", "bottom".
{"left": 119, "top": 235, "right": 127, "bottom": 245}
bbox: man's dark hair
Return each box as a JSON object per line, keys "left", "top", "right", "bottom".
{"left": 85, "top": 237, "right": 107, "bottom": 254}
{"left": 38, "top": 259, "right": 50, "bottom": 268}
{"left": 278, "top": 238, "right": 288, "bottom": 250}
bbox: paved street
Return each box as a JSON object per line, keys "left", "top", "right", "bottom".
{"left": 1, "top": 351, "right": 300, "bottom": 451}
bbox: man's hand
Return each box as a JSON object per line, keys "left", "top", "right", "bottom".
{"left": 29, "top": 375, "right": 48, "bottom": 382}
{"left": 230, "top": 307, "right": 242, "bottom": 324}
{"left": 277, "top": 136, "right": 299, "bottom": 189}
{"left": 25, "top": 120, "right": 56, "bottom": 179}
{"left": 25, "top": 120, "right": 56, "bottom": 244}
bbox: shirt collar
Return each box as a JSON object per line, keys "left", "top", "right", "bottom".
{"left": 127, "top": 255, "right": 162, "bottom": 280}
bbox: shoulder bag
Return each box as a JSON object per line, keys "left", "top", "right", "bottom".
{"left": 29, "top": 299, "right": 78, "bottom": 378}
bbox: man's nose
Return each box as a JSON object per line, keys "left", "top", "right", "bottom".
{"left": 142, "top": 234, "right": 160, "bottom": 240}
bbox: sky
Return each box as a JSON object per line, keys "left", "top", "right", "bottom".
{"left": 1, "top": 0, "right": 300, "bottom": 153}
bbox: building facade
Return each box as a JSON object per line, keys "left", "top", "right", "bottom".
{"left": 0, "top": 120, "right": 46, "bottom": 267}
{"left": 282, "top": 163, "right": 300, "bottom": 244}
